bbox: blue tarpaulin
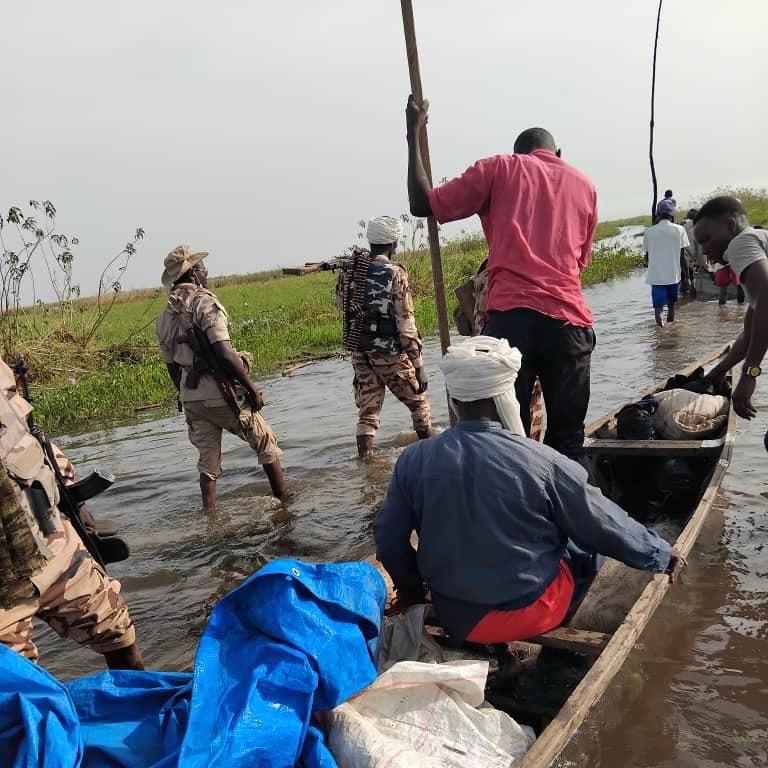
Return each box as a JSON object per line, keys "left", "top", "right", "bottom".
{"left": 0, "top": 559, "right": 386, "bottom": 768}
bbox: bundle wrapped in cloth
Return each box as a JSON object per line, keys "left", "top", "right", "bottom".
{"left": 440, "top": 336, "right": 525, "bottom": 436}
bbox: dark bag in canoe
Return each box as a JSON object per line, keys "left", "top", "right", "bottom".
{"left": 664, "top": 366, "right": 731, "bottom": 398}
{"left": 616, "top": 397, "right": 658, "bottom": 440}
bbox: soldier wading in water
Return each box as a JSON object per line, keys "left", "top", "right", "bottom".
{"left": 337, "top": 216, "right": 432, "bottom": 458}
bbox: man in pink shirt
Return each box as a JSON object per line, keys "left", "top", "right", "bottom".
{"left": 406, "top": 96, "right": 598, "bottom": 460}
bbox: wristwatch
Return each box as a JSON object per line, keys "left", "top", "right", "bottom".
{"left": 743, "top": 364, "right": 762, "bottom": 378}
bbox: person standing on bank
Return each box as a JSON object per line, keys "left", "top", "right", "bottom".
{"left": 643, "top": 199, "right": 690, "bottom": 327}
{"left": 155, "top": 245, "right": 285, "bottom": 508}
{"left": 337, "top": 216, "right": 431, "bottom": 458}
{"left": 405, "top": 96, "right": 598, "bottom": 461}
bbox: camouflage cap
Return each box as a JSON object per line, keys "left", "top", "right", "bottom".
{"left": 161, "top": 244, "right": 209, "bottom": 287}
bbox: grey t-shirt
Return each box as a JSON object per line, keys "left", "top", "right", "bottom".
{"left": 725, "top": 227, "right": 768, "bottom": 307}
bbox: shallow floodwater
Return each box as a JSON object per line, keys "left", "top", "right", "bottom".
{"left": 41, "top": 270, "right": 766, "bottom": 767}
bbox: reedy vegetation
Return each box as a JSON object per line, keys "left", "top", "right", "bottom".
{"left": 4, "top": 190, "right": 766, "bottom": 433}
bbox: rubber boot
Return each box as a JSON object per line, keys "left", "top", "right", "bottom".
{"left": 263, "top": 461, "right": 286, "bottom": 499}
{"left": 357, "top": 435, "right": 374, "bottom": 459}
{"left": 200, "top": 475, "right": 217, "bottom": 511}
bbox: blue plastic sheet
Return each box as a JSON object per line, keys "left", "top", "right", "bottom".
{"left": 0, "top": 559, "right": 386, "bottom": 768}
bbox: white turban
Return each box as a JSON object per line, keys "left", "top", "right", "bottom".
{"left": 366, "top": 216, "right": 403, "bottom": 245}
{"left": 440, "top": 336, "right": 525, "bottom": 435}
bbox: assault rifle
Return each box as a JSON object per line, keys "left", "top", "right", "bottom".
{"left": 13, "top": 360, "right": 124, "bottom": 569}
{"left": 177, "top": 325, "right": 249, "bottom": 421}
{"left": 281, "top": 251, "right": 359, "bottom": 276}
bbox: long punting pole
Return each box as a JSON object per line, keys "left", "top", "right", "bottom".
{"left": 649, "top": 0, "right": 664, "bottom": 222}
{"left": 400, "top": 0, "right": 451, "bottom": 356}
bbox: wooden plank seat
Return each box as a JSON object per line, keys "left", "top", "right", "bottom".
{"left": 584, "top": 435, "right": 726, "bottom": 457}
{"left": 424, "top": 622, "right": 610, "bottom": 658}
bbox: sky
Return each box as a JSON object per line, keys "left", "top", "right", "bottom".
{"left": 2, "top": 0, "right": 767, "bottom": 300}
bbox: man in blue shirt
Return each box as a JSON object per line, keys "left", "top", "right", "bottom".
{"left": 374, "top": 336, "right": 682, "bottom": 644}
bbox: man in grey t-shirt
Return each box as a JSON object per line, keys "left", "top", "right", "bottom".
{"left": 694, "top": 196, "right": 768, "bottom": 421}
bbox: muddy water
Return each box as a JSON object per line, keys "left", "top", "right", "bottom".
{"left": 41, "top": 270, "right": 766, "bottom": 767}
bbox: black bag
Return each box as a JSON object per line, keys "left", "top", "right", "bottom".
{"left": 616, "top": 397, "right": 658, "bottom": 440}
{"left": 664, "top": 366, "right": 731, "bottom": 398}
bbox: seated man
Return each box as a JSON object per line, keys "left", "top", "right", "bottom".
{"left": 374, "top": 337, "right": 682, "bottom": 644}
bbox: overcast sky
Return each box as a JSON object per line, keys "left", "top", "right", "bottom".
{"left": 2, "top": 0, "right": 767, "bottom": 299}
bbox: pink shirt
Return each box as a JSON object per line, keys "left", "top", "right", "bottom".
{"left": 429, "top": 150, "right": 598, "bottom": 327}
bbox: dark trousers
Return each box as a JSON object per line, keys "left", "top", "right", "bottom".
{"left": 484, "top": 308, "right": 595, "bottom": 460}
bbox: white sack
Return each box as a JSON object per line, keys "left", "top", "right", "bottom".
{"left": 326, "top": 660, "right": 535, "bottom": 768}
{"left": 653, "top": 388, "right": 729, "bottom": 440}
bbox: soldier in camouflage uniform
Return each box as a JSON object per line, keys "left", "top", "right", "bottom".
{"left": 0, "top": 356, "right": 142, "bottom": 668}
{"left": 156, "top": 245, "right": 285, "bottom": 509}
{"left": 337, "top": 216, "right": 432, "bottom": 458}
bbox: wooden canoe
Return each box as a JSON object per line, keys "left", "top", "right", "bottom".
{"left": 377, "top": 343, "right": 736, "bottom": 767}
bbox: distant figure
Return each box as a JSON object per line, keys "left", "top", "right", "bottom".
{"left": 405, "top": 97, "right": 598, "bottom": 461}
{"left": 696, "top": 196, "right": 768, "bottom": 422}
{"left": 643, "top": 198, "right": 689, "bottom": 326}
{"left": 336, "top": 216, "right": 431, "bottom": 458}
{"left": 682, "top": 208, "right": 707, "bottom": 270}
{"left": 712, "top": 258, "right": 745, "bottom": 306}
{"left": 155, "top": 245, "right": 285, "bottom": 509}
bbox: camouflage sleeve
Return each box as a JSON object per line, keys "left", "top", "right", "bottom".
{"left": 50, "top": 442, "right": 76, "bottom": 486}
{"left": 154, "top": 311, "right": 176, "bottom": 363}
{"left": 194, "top": 293, "right": 230, "bottom": 344}
{"left": 392, "top": 267, "right": 423, "bottom": 367}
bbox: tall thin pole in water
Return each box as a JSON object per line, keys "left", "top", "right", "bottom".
{"left": 400, "top": 0, "right": 451, "bottom": 357}
{"left": 649, "top": 0, "right": 664, "bottom": 222}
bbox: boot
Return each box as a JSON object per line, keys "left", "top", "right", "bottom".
{"left": 357, "top": 435, "right": 374, "bottom": 459}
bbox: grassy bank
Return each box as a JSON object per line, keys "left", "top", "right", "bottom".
{"left": 20, "top": 235, "right": 641, "bottom": 432}
{"left": 14, "top": 188, "right": 767, "bottom": 432}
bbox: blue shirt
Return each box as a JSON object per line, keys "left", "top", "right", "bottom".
{"left": 374, "top": 421, "right": 671, "bottom": 641}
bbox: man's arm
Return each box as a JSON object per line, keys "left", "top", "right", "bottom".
{"left": 373, "top": 455, "right": 424, "bottom": 601}
{"left": 165, "top": 363, "right": 182, "bottom": 391}
{"left": 578, "top": 191, "right": 598, "bottom": 271}
{"left": 730, "top": 261, "right": 768, "bottom": 419}
{"left": 545, "top": 457, "right": 672, "bottom": 573}
{"left": 392, "top": 267, "right": 427, "bottom": 392}
{"left": 740, "top": 261, "right": 768, "bottom": 371}
{"left": 211, "top": 340, "right": 264, "bottom": 411}
{"left": 406, "top": 96, "right": 433, "bottom": 217}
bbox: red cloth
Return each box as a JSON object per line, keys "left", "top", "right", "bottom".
{"left": 465, "top": 559, "right": 575, "bottom": 643}
{"left": 428, "top": 150, "right": 598, "bottom": 327}
{"left": 714, "top": 264, "right": 739, "bottom": 287}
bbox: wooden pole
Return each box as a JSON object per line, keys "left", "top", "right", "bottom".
{"left": 400, "top": 0, "right": 451, "bottom": 356}
{"left": 649, "top": 0, "right": 664, "bottom": 222}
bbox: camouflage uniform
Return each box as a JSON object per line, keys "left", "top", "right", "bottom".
{"left": 0, "top": 357, "right": 135, "bottom": 661}
{"left": 338, "top": 255, "right": 431, "bottom": 437}
{"left": 155, "top": 283, "right": 282, "bottom": 479}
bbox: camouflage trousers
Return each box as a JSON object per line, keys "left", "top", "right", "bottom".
{"left": 0, "top": 519, "right": 136, "bottom": 661}
{"left": 352, "top": 352, "right": 432, "bottom": 437}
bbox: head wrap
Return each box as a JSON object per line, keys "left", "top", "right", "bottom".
{"left": 366, "top": 216, "right": 403, "bottom": 246}
{"left": 440, "top": 336, "right": 525, "bottom": 435}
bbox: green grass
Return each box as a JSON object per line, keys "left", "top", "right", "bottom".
{"left": 13, "top": 188, "right": 766, "bottom": 432}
